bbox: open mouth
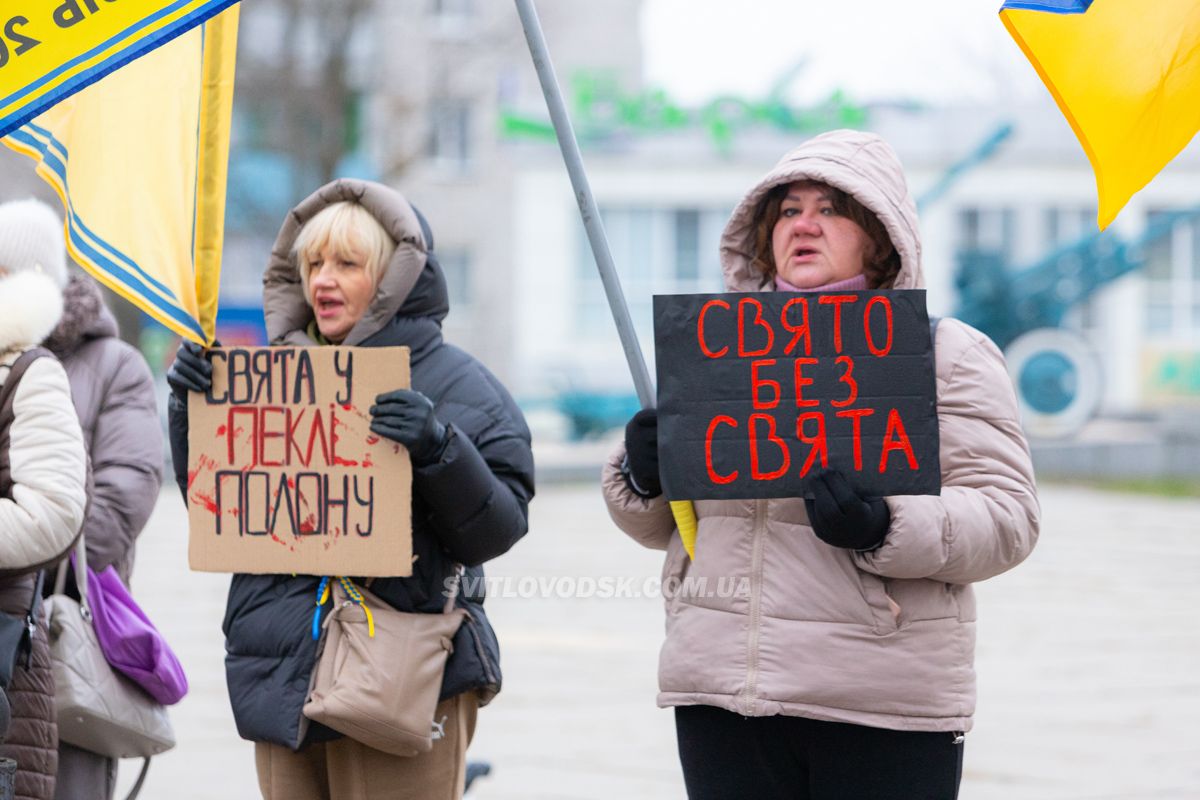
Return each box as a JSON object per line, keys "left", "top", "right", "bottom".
{"left": 315, "top": 297, "right": 344, "bottom": 316}
{"left": 792, "top": 247, "right": 819, "bottom": 259}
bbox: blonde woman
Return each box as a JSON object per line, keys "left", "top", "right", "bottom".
{"left": 167, "top": 180, "right": 534, "bottom": 800}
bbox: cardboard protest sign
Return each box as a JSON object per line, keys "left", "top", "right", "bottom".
{"left": 654, "top": 290, "right": 940, "bottom": 501}
{"left": 187, "top": 346, "right": 412, "bottom": 576}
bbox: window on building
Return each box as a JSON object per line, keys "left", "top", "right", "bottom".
{"left": 438, "top": 250, "right": 472, "bottom": 309}
{"left": 1144, "top": 211, "right": 1200, "bottom": 339}
{"left": 429, "top": 0, "right": 475, "bottom": 37}
{"left": 674, "top": 210, "right": 701, "bottom": 281}
{"left": 428, "top": 101, "right": 471, "bottom": 167}
{"left": 497, "top": 69, "right": 520, "bottom": 106}
{"left": 575, "top": 207, "right": 728, "bottom": 339}
{"left": 956, "top": 207, "right": 1015, "bottom": 261}
{"left": 1044, "top": 207, "right": 1099, "bottom": 328}
{"left": 1044, "top": 207, "right": 1095, "bottom": 248}
{"left": 431, "top": 0, "right": 473, "bottom": 18}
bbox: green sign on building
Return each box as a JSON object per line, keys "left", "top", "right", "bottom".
{"left": 500, "top": 72, "right": 869, "bottom": 154}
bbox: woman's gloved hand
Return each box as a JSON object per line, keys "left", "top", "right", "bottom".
{"left": 804, "top": 469, "right": 891, "bottom": 551}
{"left": 622, "top": 408, "right": 663, "bottom": 498}
{"left": 166, "top": 340, "right": 217, "bottom": 398}
{"left": 166, "top": 340, "right": 219, "bottom": 502}
{"left": 370, "top": 389, "right": 449, "bottom": 466}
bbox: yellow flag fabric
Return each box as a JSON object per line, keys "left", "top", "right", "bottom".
{"left": 2, "top": 7, "right": 238, "bottom": 344}
{"left": 669, "top": 499, "right": 698, "bottom": 559}
{"left": 0, "top": 0, "right": 238, "bottom": 139}
{"left": 1001, "top": 0, "right": 1200, "bottom": 229}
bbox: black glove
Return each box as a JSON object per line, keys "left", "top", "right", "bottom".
{"left": 166, "top": 340, "right": 217, "bottom": 398}
{"left": 370, "top": 389, "right": 449, "bottom": 466}
{"left": 623, "top": 408, "right": 662, "bottom": 498}
{"left": 804, "top": 469, "right": 891, "bottom": 551}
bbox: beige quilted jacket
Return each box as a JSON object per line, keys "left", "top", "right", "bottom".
{"left": 602, "top": 130, "right": 1040, "bottom": 733}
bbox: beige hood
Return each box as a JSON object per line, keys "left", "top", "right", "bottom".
{"left": 720, "top": 129, "right": 923, "bottom": 292}
{"left": 261, "top": 179, "right": 431, "bottom": 346}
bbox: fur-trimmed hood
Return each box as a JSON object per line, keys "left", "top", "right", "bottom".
{"left": 262, "top": 178, "right": 449, "bottom": 346}
{"left": 42, "top": 272, "right": 117, "bottom": 359}
{"left": 720, "top": 129, "right": 923, "bottom": 293}
{"left": 0, "top": 270, "right": 63, "bottom": 355}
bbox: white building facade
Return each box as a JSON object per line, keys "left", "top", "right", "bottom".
{"left": 364, "top": 1, "right": 1200, "bottom": 426}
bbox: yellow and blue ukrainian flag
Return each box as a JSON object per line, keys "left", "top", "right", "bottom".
{"left": 0, "top": 0, "right": 239, "bottom": 139}
{"left": 1001, "top": 0, "right": 1200, "bottom": 229}
{"left": 2, "top": 5, "right": 239, "bottom": 344}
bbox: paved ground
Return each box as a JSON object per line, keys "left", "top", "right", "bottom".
{"left": 115, "top": 481, "right": 1200, "bottom": 799}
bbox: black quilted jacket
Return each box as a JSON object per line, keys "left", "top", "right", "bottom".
{"left": 168, "top": 179, "right": 534, "bottom": 749}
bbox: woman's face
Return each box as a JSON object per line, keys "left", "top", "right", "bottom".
{"left": 771, "top": 182, "right": 872, "bottom": 289}
{"left": 306, "top": 244, "right": 375, "bottom": 343}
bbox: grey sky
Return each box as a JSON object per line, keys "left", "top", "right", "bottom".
{"left": 641, "top": 0, "right": 1046, "bottom": 106}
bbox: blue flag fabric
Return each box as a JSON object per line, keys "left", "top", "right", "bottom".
{"left": 1001, "top": 1, "right": 1092, "bottom": 12}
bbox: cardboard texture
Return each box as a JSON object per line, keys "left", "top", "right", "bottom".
{"left": 187, "top": 346, "right": 413, "bottom": 576}
{"left": 654, "top": 290, "right": 940, "bottom": 501}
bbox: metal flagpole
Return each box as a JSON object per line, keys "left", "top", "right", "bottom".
{"left": 513, "top": 0, "right": 699, "bottom": 556}
{"left": 511, "top": 0, "right": 654, "bottom": 408}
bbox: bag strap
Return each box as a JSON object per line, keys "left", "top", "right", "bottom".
{"left": 311, "top": 567, "right": 464, "bottom": 641}
{"left": 123, "top": 757, "right": 151, "bottom": 800}
{"left": 53, "top": 529, "right": 89, "bottom": 616}
{"left": 17, "top": 570, "right": 45, "bottom": 670}
{"left": 0, "top": 347, "right": 89, "bottom": 579}
{"left": 0, "top": 347, "right": 54, "bottom": 499}
{"left": 0, "top": 348, "right": 51, "bottom": 416}
{"left": 0, "top": 351, "right": 56, "bottom": 665}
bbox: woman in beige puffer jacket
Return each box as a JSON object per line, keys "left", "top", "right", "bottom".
{"left": 602, "top": 130, "right": 1039, "bottom": 800}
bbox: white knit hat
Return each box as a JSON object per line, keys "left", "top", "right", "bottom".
{"left": 0, "top": 198, "right": 67, "bottom": 287}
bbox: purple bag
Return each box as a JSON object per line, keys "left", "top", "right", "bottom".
{"left": 75, "top": 555, "right": 189, "bottom": 705}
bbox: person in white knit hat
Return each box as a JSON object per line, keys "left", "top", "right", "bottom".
{"left": 0, "top": 198, "right": 68, "bottom": 289}
{"left": 0, "top": 196, "right": 87, "bottom": 800}
{"left": 0, "top": 196, "right": 164, "bottom": 800}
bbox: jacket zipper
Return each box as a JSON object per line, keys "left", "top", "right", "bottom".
{"left": 465, "top": 612, "right": 497, "bottom": 687}
{"left": 742, "top": 499, "right": 767, "bottom": 714}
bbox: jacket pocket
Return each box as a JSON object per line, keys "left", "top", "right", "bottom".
{"left": 856, "top": 570, "right": 901, "bottom": 634}
{"left": 881, "top": 578, "right": 961, "bottom": 625}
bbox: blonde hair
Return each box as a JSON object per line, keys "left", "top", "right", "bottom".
{"left": 293, "top": 202, "right": 396, "bottom": 298}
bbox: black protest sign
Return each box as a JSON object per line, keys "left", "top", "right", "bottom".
{"left": 654, "top": 290, "right": 940, "bottom": 500}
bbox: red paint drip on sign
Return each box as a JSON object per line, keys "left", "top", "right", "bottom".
{"left": 192, "top": 492, "right": 218, "bottom": 515}
{"left": 188, "top": 454, "right": 216, "bottom": 490}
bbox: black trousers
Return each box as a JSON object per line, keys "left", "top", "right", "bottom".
{"left": 675, "top": 705, "right": 963, "bottom": 800}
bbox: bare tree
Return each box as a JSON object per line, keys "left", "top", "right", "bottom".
{"left": 235, "top": 0, "right": 375, "bottom": 199}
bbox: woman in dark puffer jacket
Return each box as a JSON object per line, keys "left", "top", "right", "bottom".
{"left": 166, "top": 179, "right": 534, "bottom": 800}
